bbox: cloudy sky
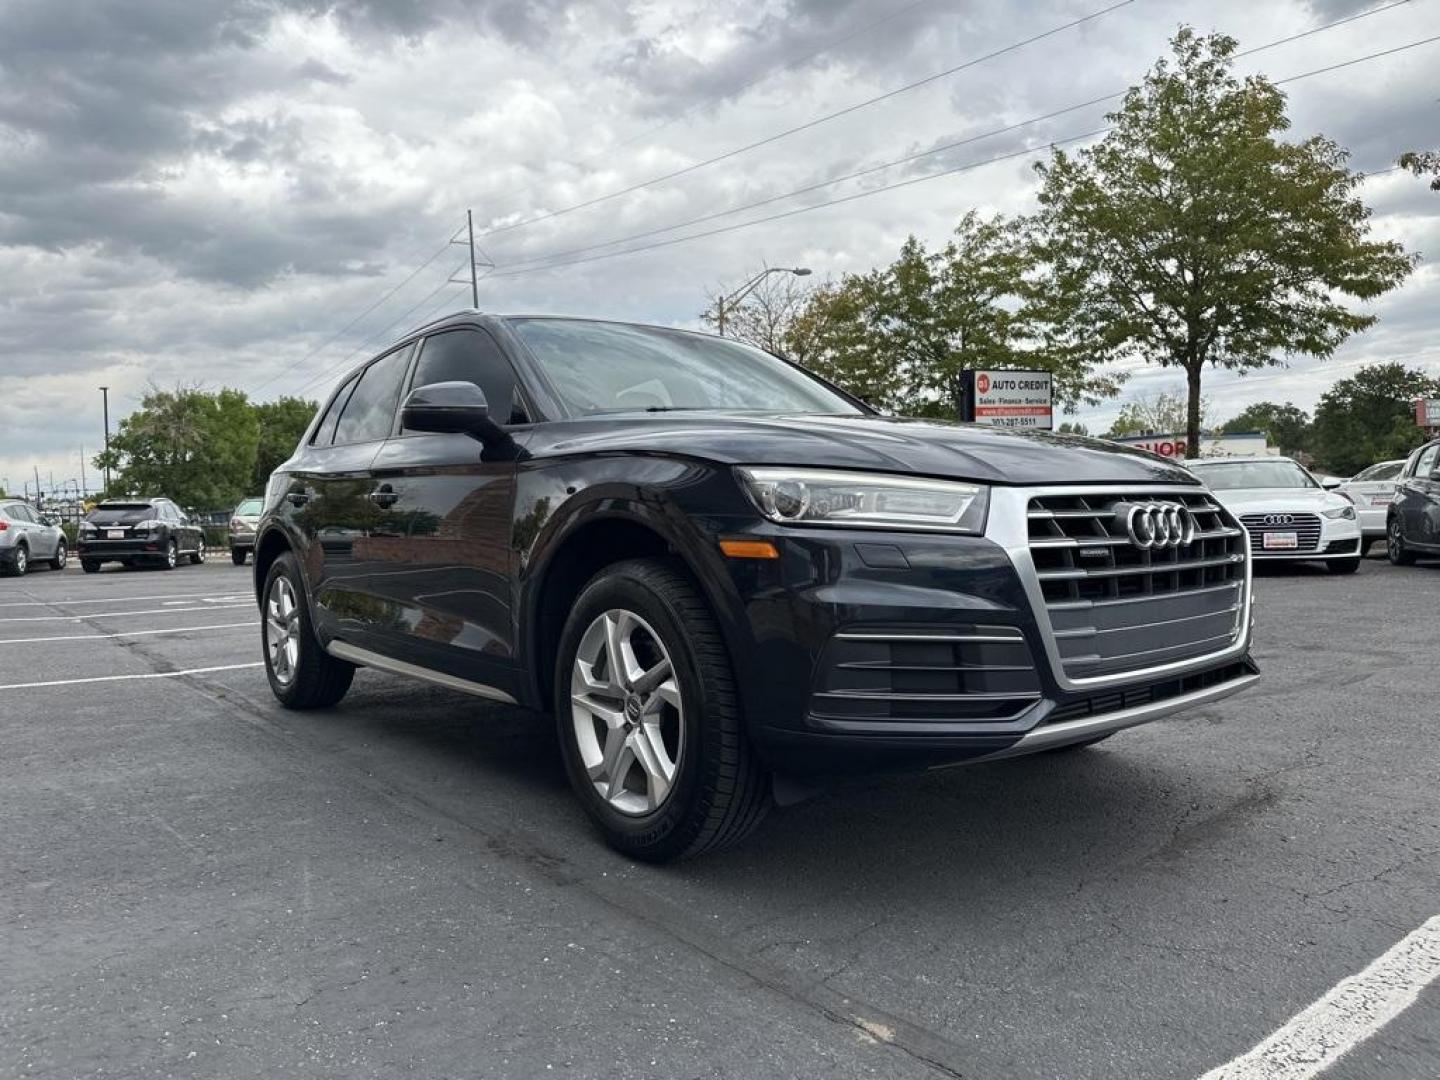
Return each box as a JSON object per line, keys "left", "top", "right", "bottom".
{"left": 1, "top": 0, "right": 1438, "bottom": 496}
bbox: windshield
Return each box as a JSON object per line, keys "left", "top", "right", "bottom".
{"left": 509, "top": 318, "right": 863, "bottom": 416}
{"left": 235, "top": 498, "right": 263, "bottom": 515}
{"left": 87, "top": 503, "right": 156, "bottom": 524}
{"left": 1352, "top": 462, "right": 1402, "bottom": 482}
{"left": 1187, "top": 460, "right": 1317, "bottom": 490}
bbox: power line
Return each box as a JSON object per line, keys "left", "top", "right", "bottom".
{"left": 476, "top": 0, "right": 1136, "bottom": 241}
{"left": 247, "top": 231, "right": 457, "bottom": 396}
{"left": 486, "top": 32, "right": 1440, "bottom": 281}
{"left": 482, "top": 0, "right": 942, "bottom": 213}
{"left": 493, "top": 0, "right": 1416, "bottom": 272}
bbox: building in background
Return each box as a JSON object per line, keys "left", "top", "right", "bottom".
{"left": 1108, "top": 431, "right": 1276, "bottom": 460}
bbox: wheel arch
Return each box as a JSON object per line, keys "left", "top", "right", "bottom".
{"left": 253, "top": 526, "right": 296, "bottom": 605}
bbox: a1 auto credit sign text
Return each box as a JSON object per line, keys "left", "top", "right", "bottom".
{"left": 967, "top": 370, "right": 1054, "bottom": 430}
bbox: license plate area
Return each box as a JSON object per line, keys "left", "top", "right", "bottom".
{"left": 1262, "top": 531, "right": 1298, "bottom": 550}
{"left": 106, "top": 529, "right": 125, "bottom": 539}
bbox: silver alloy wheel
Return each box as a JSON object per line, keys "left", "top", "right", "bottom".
{"left": 55, "top": 541, "right": 66, "bottom": 568}
{"left": 570, "top": 608, "right": 684, "bottom": 816}
{"left": 14, "top": 547, "right": 26, "bottom": 575}
{"left": 266, "top": 576, "right": 301, "bottom": 686}
{"left": 165, "top": 540, "right": 177, "bottom": 568}
{"left": 195, "top": 541, "right": 206, "bottom": 562}
{"left": 1389, "top": 519, "right": 1403, "bottom": 560}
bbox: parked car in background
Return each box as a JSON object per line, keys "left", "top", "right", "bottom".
{"left": 251, "top": 311, "right": 1258, "bottom": 861}
{"left": 0, "top": 498, "right": 67, "bottom": 576}
{"left": 1185, "top": 456, "right": 1362, "bottom": 574}
{"left": 1339, "top": 459, "right": 1406, "bottom": 554}
{"left": 77, "top": 498, "right": 207, "bottom": 572}
{"left": 1386, "top": 437, "right": 1440, "bottom": 566}
{"left": 229, "top": 497, "right": 263, "bottom": 565}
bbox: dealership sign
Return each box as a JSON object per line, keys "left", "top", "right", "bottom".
{"left": 1417, "top": 399, "right": 1440, "bottom": 429}
{"left": 960, "top": 369, "right": 1054, "bottom": 430}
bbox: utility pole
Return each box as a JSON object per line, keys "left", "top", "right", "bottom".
{"left": 99, "top": 386, "right": 111, "bottom": 494}
{"left": 80, "top": 446, "right": 87, "bottom": 499}
{"left": 34, "top": 465, "right": 42, "bottom": 505}
{"left": 449, "top": 210, "right": 492, "bottom": 308}
{"left": 714, "top": 266, "right": 812, "bottom": 338}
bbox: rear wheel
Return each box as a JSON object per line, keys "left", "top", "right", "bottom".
{"left": 555, "top": 558, "right": 770, "bottom": 862}
{"left": 231, "top": 547, "right": 248, "bottom": 566}
{"left": 262, "top": 552, "right": 354, "bottom": 709}
{"left": 1327, "top": 557, "right": 1361, "bottom": 575}
{"left": 50, "top": 539, "right": 67, "bottom": 570}
{"left": 1, "top": 544, "right": 26, "bottom": 577}
{"left": 81, "top": 559, "right": 100, "bottom": 574}
{"left": 160, "top": 539, "right": 178, "bottom": 570}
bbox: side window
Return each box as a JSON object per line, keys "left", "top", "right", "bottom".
{"left": 11, "top": 505, "right": 35, "bottom": 523}
{"left": 155, "top": 504, "right": 173, "bottom": 523}
{"left": 334, "top": 346, "right": 413, "bottom": 446}
{"left": 405, "top": 329, "right": 527, "bottom": 430}
{"left": 313, "top": 373, "right": 361, "bottom": 447}
{"left": 1418, "top": 444, "right": 1440, "bottom": 479}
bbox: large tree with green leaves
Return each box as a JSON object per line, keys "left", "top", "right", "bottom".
{"left": 95, "top": 387, "right": 260, "bottom": 509}
{"left": 1031, "top": 28, "right": 1414, "bottom": 456}
{"left": 1219, "top": 401, "right": 1311, "bottom": 456}
{"left": 797, "top": 211, "right": 1118, "bottom": 416}
{"left": 1309, "top": 364, "right": 1440, "bottom": 476}
{"left": 253, "top": 396, "right": 318, "bottom": 491}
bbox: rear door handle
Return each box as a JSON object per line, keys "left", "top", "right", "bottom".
{"left": 287, "top": 489, "right": 316, "bottom": 506}
{"left": 368, "top": 484, "right": 400, "bottom": 508}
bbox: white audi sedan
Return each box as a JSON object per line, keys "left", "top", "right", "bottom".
{"left": 1338, "top": 459, "right": 1406, "bottom": 554}
{"left": 1185, "top": 456, "right": 1363, "bottom": 574}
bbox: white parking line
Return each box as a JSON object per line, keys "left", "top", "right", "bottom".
{"left": 0, "top": 662, "right": 263, "bottom": 691}
{"left": 1198, "top": 915, "right": 1440, "bottom": 1080}
{"left": 0, "top": 622, "right": 254, "bottom": 645}
{"left": 0, "top": 590, "right": 251, "bottom": 608}
{"left": 0, "top": 604, "right": 250, "bottom": 624}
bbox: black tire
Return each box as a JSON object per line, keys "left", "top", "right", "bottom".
{"left": 190, "top": 543, "right": 205, "bottom": 565}
{"left": 555, "top": 558, "right": 770, "bottom": 862}
{"left": 49, "top": 539, "right": 67, "bottom": 570}
{"left": 231, "top": 547, "right": 248, "bottom": 566}
{"left": 81, "top": 559, "right": 101, "bottom": 574}
{"left": 261, "top": 551, "right": 355, "bottom": 709}
{"left": 1388, "top": 516, "right": 1416, "bottom": 566}
{"left": 1327, "top": 557, "right": 1361, "bottom": 575}
{"left": 159, "top": 539, "right": 178, "bottom": 570}
{"left": 1, "top": 543, "right": 26, "bottom": 577}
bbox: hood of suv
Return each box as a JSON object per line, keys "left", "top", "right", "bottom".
{"left": 540, "top": 412, "right": 1197, "bottom": 486}
{"left": 1206, "top": 487, "right": 1352, "bottom": 515}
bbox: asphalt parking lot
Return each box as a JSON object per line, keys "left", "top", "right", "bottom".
{"left": 2, "top": 555, "right": 1437, "bottom": 1080}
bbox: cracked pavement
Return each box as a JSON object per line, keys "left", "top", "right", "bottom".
{"left": 1, "top": 555, "right": 1437, "bottom": 1078}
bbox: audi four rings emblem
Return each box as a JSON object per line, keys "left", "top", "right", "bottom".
{"left": 1261, "top": 514, "right": 1296, "bottom": 526}
{"left": 1121, "top": 502, "right": 1197, "bottom": 549}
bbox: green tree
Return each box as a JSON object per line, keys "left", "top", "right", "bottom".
{"left": 95, "top": 387, "right": 260, "bottom": 509}
{"left": 1056, "top": 421, "right": 1091, "bottom": 436}
{"left": 1309, "top": 363, "right": 1440, "bottom": 476}
{"left": 1399, "top": 150, "right": 1440, "bottom": 191}
{"left": 1031, "top": 28, "right": 1414, "bottom": 456}
{"left": 1219, "top": 401, "right": 1311, "bottom": 456}
{"left": 253, "top": 396, "right": 318, "bottom": 491}
{"left": 1105, "top": 390, "right": 1209, "bottom": 438}
{"left": 799, "top": 211, "right": 1120, "bottom": 416}
{"left": 700, "top": 270, "right": 819, "bottom": 364}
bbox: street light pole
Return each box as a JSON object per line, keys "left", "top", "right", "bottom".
{"left": 99, "top": 386, "right": 111, "bottom": 495}
{"left": 716, "top": 266, "right": 812, "bottom": 337}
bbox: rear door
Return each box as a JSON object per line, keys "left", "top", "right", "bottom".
{"left": 362, "top": 327, "right": 530, "bottom": 697}
{"left": 9, "top": 504, "right": 52, "bottom": 558}
{"left": 296, "top": 344, "right": 415, "bottom": 651}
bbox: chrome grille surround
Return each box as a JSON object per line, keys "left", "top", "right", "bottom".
{"left": 986, "top": 485, "right": 1254, "bottom": 691}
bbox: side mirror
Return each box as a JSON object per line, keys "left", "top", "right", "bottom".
{"left": 401, "top": 381, "right": 507, "bottom": 445}
{"left": 1321, "top": 477, "right": 1342, "bottom": 490}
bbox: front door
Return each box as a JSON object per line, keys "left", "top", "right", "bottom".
{"left": 359, "top": 327, "right": 531, "bottom": 700}
{"left": 1400, "top": 444, "right": 1440, "bottom": 550}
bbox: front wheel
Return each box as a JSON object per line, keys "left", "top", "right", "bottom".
{"left": 50, "top": 540, "right": 67, "bottom": 570}
{"left": 1, "top": 545, "right": 26, "bottom": 577}
{"left": 231, "top": 547, "right": 248, "bottom": 566}
{"left": 555, "top": 558, "right": 770, "bottom": 862}
{"left": 81, "top": 559, "right": 101, "bottom": 574}
{"left": 1327, "top": 557, "right": 1361, "bottom": 575}
{"left": 190, "top": 542, "right": 205, "bottom": 565}
{"left": 1388, "top": 517, "right": 1416, "bottom": 566}
{"left": 262, "top": 552, "right": 355, "bottom": 709}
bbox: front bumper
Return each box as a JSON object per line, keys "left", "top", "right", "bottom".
{"left": 712, "top": 487, "right": 1256, "bottom": 776}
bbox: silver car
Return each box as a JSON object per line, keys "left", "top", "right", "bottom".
{"left": 0, "top": 499, "right": 68, "bottom": 576}
{"left": 229, "top": 496, "right": 263, "bottom": 565}
{"left": 1338, "top": 459, "right": 1406, "bottom": 554}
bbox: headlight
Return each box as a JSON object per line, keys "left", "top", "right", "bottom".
{"left": 1323, "top": 505, "right": 1356, "bottom": 520}
{"left": 736, "top": 467, "right": 989, "bottom": 533}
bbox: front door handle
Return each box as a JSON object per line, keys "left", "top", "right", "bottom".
{"left": 369, "top": 484, "right": 400, "bottom": 508}
{"left": 287, "top": 489, "right": 316, "bottom": 507}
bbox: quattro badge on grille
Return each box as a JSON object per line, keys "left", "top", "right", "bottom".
{"left": 1115, "top": 501, "right": 1197, "bottom": 550}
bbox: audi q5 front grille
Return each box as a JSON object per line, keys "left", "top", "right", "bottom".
{"left": 1026, "top": 490, "right": 1248, "bottom": 680}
